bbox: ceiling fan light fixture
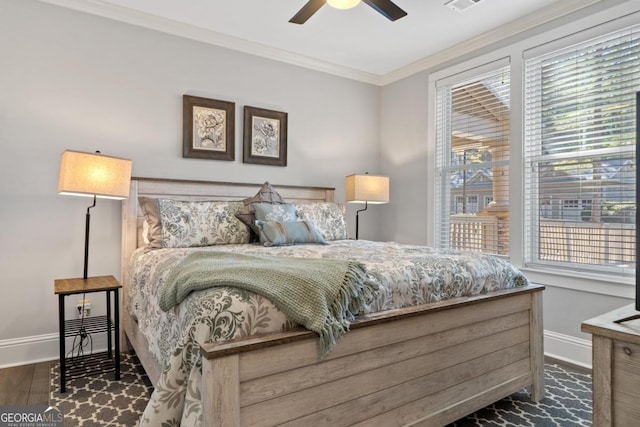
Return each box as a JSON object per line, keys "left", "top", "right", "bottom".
{"left": 289, "top": 0, "right": 405, "bottom": 24}
{"left": 327, "top": 0, "right": 361, "bottom": 10}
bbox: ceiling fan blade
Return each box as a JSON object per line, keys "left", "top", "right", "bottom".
{"left": 289, "top": 0, "right": 326, "bottom": 24}
{"left": 362, "top": 0, "right": 407, "bottom": 21}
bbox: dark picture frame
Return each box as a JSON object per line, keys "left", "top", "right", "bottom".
{"left": 243, "top": 106, "right": 288, "bottom": 166}
{"left": 183, "top": 95, "right": 235, "bottom": 161}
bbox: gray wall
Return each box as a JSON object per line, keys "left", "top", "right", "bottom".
{"left": 0, "top": 0, "right": 381, "bottom": 364}
{"left": 380, "top": 71, "right": 431, "bottom": 245}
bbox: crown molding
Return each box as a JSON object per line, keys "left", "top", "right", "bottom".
{"left": 37, "top": 0, "right": 621, "bottom": 87}
{"left": 379, "top": 0, "right": 618, "bottom": 85}
{"left": 37, "top": 0, "right": 383, "bottom": 85}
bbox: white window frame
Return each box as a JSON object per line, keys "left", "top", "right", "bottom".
{"left": 433, "top": 57, "right": 511, "bottom": 255}
{"left": 523, "top": 22, "right": 639, "bottom": 278}
{"left": 426, "top": 8, "right": 640, "bottom": 299}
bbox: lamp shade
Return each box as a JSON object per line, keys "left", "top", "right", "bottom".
{"left": 345, "top": 174, "right": 389, "bottom": 204}
{"left": 58, "top": 150, "right": 132, "bottom": 199}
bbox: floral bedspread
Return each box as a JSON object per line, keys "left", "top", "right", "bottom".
{"left": 130, "top": 240, "right": 529, "bottom": 426}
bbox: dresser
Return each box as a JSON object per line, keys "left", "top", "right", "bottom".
{"left": 582, "top": 304, "right": 640, "bottom": 426}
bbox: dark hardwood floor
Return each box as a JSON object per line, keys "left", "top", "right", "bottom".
{"left": 0, "top": 361, "right": 51, "bottom": 405}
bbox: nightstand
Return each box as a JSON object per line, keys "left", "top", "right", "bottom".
{"left": 54, "top": 275, "right": 121, "bottom": 393}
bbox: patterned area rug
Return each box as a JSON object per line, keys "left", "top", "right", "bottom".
{"left": 450, "top": 362, "right": 592, "bottom": 426}
{"left": 50, "top": 353, "right": 152, "bottom": 427}
{"left": 51, "top": 356, "right": 591, "bottom": 426}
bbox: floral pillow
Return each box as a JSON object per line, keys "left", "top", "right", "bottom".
{"left": 255, "top": 220, "right": 327, "bottom": 247}
{"left": 295, "top": 202, "right": 349, "bottom": 241}
{"left": 139, "top": 197, "right": 250, "bottom": 248}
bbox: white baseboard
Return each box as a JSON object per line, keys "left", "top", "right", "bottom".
{"left": 0, "top": 332, "right": 110, "bottom": 369}
{"left": 544, "top": 329, "right": 592, "bottom": 369}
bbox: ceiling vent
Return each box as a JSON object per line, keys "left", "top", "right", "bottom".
{"left": 445, "top": 0, "right": 482, "bottom": 13}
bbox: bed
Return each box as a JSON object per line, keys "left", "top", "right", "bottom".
{"left": 121, "top": 177, "right": 545, "bottom": 427}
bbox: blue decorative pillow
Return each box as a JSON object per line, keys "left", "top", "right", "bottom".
{"left": 253, "top": 202, "right": 297, "bottom": 222}
{"left": 255, "top": 220, "right": 328, "bottom": 247}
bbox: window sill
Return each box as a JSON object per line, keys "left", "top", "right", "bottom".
{"left": 520, "top": 266, "right": 634, "bottom": 299}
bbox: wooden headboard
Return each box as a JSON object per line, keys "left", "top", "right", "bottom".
{"left": 120, "top": 177, "right": 336, "bottom": 284}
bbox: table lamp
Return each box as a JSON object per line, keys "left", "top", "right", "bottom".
{"left": 345, "top": 173, "right": 389, "bottom": 239}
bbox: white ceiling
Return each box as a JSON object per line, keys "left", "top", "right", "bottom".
{"left": 41, "top": 0, "right": 607, "bottom": 84}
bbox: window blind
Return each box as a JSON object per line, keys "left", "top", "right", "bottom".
{"left": 435, "top": 64, "right": 510, "bottom": 257}
{"left": 524, "top": 24, "right": 640, "bottom": 275}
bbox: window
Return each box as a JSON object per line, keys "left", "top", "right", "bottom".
{"left": 453, "top": 196, "right": 465, "bottom": 214}
{"left": 484, "top": 196, "right": 494, "bottom": 207}
{"left": 435, "top": 62, "right": 510, "bottom": 257}
{"left": 524, "top": 24, "right": 640, "bottom": 275}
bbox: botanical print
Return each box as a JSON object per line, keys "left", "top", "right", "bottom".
{"left": 242, "top": 106, "right": 286, "bottom": 166}
{"left": 251, "top": 116, "right": 279, "bottom": 157}
{"left": 193, "top": 106, "right": 226, "bottom": 151}
{"left": 183, "top": 95, "right": 234, "bottom": 160}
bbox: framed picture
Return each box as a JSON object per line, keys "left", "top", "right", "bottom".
{"left": 183, "top": 95, "right": 235, "bottom": 161}
{"left": 243, "top": 106, "right": 288, "bottom": 166}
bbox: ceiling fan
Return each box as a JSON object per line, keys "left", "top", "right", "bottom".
{"left": 289, "top": 0, "right": 407, "bottom": 25}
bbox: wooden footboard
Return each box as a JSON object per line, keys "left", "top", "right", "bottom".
{"left": 200, "top": 285, "right": 544, "bottom": 427}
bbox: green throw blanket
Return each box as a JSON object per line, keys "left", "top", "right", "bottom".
{"left": 160, "top": 251, "right": 379, "bottom": 357}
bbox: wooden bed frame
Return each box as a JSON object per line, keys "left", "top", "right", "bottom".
{"left": 121, "top": 177, "right": 545, "bottom": 427}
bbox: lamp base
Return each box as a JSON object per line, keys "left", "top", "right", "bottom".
{"left": 83, "top": 196, "right": 96, "bottom": 280}
{"left": 355, "top": 201, "right": 369, "bottom": 240}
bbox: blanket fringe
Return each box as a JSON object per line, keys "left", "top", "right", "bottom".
{"left": 319, "top": 262, "right": 378, "bottom": 358}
